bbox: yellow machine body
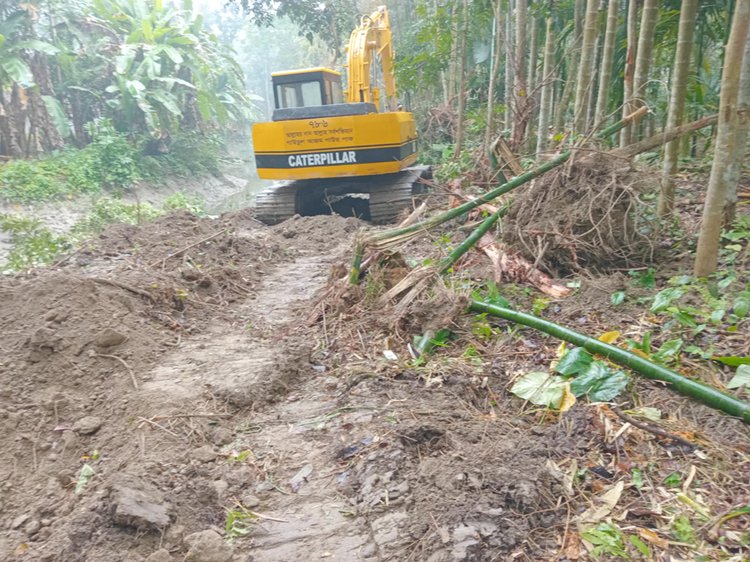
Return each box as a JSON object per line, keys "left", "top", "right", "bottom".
{"left": 253, "top": 112, "right": 418, "bottom": 181}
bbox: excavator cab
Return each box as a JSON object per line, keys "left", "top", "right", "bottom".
{"left": 271, "top": 68, "right": 344, "bottom": 110}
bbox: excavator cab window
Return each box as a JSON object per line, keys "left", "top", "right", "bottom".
{"left": 271, "top": 68, "right": 343, "bottom": 110}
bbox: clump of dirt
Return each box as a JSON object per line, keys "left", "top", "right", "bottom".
{"left": 505, "top": 155, "right": 655, "bottom": 275}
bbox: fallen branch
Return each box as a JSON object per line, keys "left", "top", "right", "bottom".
{"left": 93, "top": 352, "right": 139, "bottom": 390}
{"left": 349, "top": 106, "right": 648, "bottom": 284}
{"left": 149, "top": 228, "right": 228, "bottom": 268}
{"left": 610, "top": 404, "right": 695, "bottom": 449}
{"left": 469, "top": 299, "right": 750, "bottom": 424}
{"left": 92, "top": 278, "right": 154, "bottom": 302}
{"left": 607, "top": 114, "right": 718, "bottom": 160}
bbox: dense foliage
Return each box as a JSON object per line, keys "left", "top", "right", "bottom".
{"left": 0, "top": 0, "right": 253, "bottom": 158}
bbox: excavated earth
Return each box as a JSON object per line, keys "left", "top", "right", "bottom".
{"left": 0, "top": 206, "right": 748, "bottom": 562}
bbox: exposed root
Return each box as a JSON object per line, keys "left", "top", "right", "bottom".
{"left": 505, "top": 154, "right": 655, "bottom": 275}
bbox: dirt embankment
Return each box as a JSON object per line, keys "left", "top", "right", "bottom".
{"left": 1, "top": 203, "right": 748, "bottom": 562}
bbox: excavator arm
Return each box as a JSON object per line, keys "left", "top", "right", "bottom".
{"left": 345, "top": 5, "right": 397, "bottom": 111}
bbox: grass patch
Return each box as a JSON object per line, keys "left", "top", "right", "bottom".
{"left": 1, "top": 191, "right": 205, "bottom": 272}
{"left": 0, "top": 122, "right": 224, "bottom": 205}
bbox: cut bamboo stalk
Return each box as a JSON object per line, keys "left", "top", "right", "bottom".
{"left": 469, "top": 299, "right": 750, "bottom": 424}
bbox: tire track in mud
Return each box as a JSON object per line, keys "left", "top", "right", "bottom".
{"left": 139, "top": 233, "right": 380, "bottom": 559}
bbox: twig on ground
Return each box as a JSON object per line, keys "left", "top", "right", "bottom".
{"left": 92, "top": 278, "right": 155, "bottom": 302}
{"left": 610, "top": 405, "right": 697, "bottom": 449}
{"left": 137, "top": 416, "right": 181, "bottom": 439}
{"left": 92, "top": 352, "right": 139, "bottom": 390}
{"left": 149, "top": 228, "right": 228, "bottom": 268}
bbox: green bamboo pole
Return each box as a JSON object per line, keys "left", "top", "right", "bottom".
{"left": 469, "top": 299, "right": 750, "bottom": 424}
{"left": 439, "top": 205, "right": 508, "bottom": 273}
{"left": 349, "top": 107, "right": 649, "bottom": 283}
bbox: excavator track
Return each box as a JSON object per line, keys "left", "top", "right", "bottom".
{"left": 255, "top": 165, "right": 431, "bottom": 225}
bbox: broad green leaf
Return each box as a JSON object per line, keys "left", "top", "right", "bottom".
{"left": 610, "top": 291, "right": 625, "bottom": 305}
{"left": 510, "top": 371, "right": 567, "bottom": 408}
{"left": 153, "top": 76, "right": 196, "bottom": 89}
{"left": 555, "top": 348, "right": 593, "bottom": 377}
{"left": 587, "top": 371, "right": 629, "bottom": 401}
{"left": 1, "top": 57, "right": 34, "bottom": 86}
{"left": 709, "top": 309, "right": 725, "bottom": 324}
{"left": 629, "top": 535, "right": 651, "bottom": 557}
{"left": 654, "top": 338, "right": 683, "bottom": 362}
{"left": 149, "top": 89, "right": 182, "bottom": 115}
{"left": 159, "top": 45, "right": 183, "bottom": 64}
{"left": 727, "top": 365, "right": 750, "bottom": 390}
{"left": 571, "top": 361, "right": 629, "bottom": 401}
{"left": 14, "top": 39, "right": 59, "bottom": 55}
{"left": 41, "top": 95, "right": 71, "bottom": 138}
{"left": 713, "top": 356, "right": 750, "bottom": 367}
{"left": 651, "top": 287, "right": 685, "bottom": 312}
{"left": 733, "top": 293, "right": 750, "bottom": 318}
{"left": 0, "top": 34, "right": 5, "bottom": 48}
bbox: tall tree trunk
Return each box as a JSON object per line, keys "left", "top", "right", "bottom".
{"left": 628, "top": 0, "right": 658, "bottom": 143}
{"left": 594, "top": 0, "right": 619, "bottom": 125}
{"left": 511, "top": 0, "right": 528, "bottom": 148}
{"left": 447, "top": 4, "right": 460, "bottom": 107}
{"left": 574, "top": 0, "right": 600, "bottom": 134}
{"left": 724, "top": 33, "right": 750, "bottom": 225}
{"left": 694, "top": 0, "right": 750, "bottom": 277}
{"left": 484, "top": 0, "right": 504, "bottom": 150}
{"left": 553, "top": 0, "right": 585, "bottom": 137}
{"left": 620, "top": 0, "right": 639, "bottom": 147}
{"left": 453, "top": 0, "right": 470, "bottom": 157}
{"left": 525, "top": 16, "right": 540, "bottom": 153}
{"left": 657, "top": 0, "right": 698, "bottom": 217}
{"left": 504, "top": 0, "right": 515, "bottom": 130}
{"left": 536, "top": 16, "right": 555, "bottom": 159}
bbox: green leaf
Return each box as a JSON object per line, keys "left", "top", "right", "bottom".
{"left": 654, "top": 338, "right": 683, "bottom": 362}
{"left": 709, "top": 308, "right": 725, "bottom": 324}
{"left": 713, "top": 356, "right": 750, "bottom": 367}
{"left": 14, "top": 39, "right": 59, "bottom": 55}
{"left": 510, "top": 371, "right": 567, "bottom": 407}
{"left": 159, "top": 44, "right": 184, "bottom": 64}
{"left": 629, "top": 535, "right": 651, "bottom": 557}
{"left": 610, "top": 291, "right": 625, "bottom": 306}
{"left": 651, "top": 287, "right": 685, "bottom": 312}
{"left": 727, "top": 365, "right": 750, "bottom": 390}
{"left": 41, "top": 95, "right": 71, "bottom": 138}
{"left": 74, "top": 464, "right": 95, "bottom": 494}
{"left": 733, "top": 293, "right": 750, "bottom": 318}
{"left": 570, "top": 361, "right": 629, "bottom": 401}
{"left": 149, "top": 89, "right": 182, "bottom": 116}
{"left": 555, "top": 348, "right": 593, "bottom": 377}
{"left": 1, "top": 56, "right": 34, "bottom": 86}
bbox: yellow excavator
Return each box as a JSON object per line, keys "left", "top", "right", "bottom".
{"left": 251, "top": 5, "right": 429, "bottom": 224}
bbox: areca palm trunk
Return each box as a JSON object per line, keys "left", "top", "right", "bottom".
{"left": 619, "top": 0, "right": 638, "bottom": 147}
{"left": 453, "top": 0, "right": 470, "bottom": 157}
{"left": 573, "top": 0, "right": 600, "bottom": 134}
{"left": 594, "top": 0, "right": 619, "bottom": 126}
{"left": 511, "top": 0, "right": 528, "bottom": 147}
{"left": 724, "top": 34, "right": 750, "bottom": 225}
{"left": 484, "top": 0, "right": 504, "bottom": 150}
{"left": 694, "top": 0, "right": 750, "bottom": 276}
{"left": 536, "top": 16, "right": 555, "bottom": 159}
{"left": 657, "top": 0, "right": 699, "bottom": 217}
{"left": 628, "top": 0, "right": 658, "bottom": 143}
